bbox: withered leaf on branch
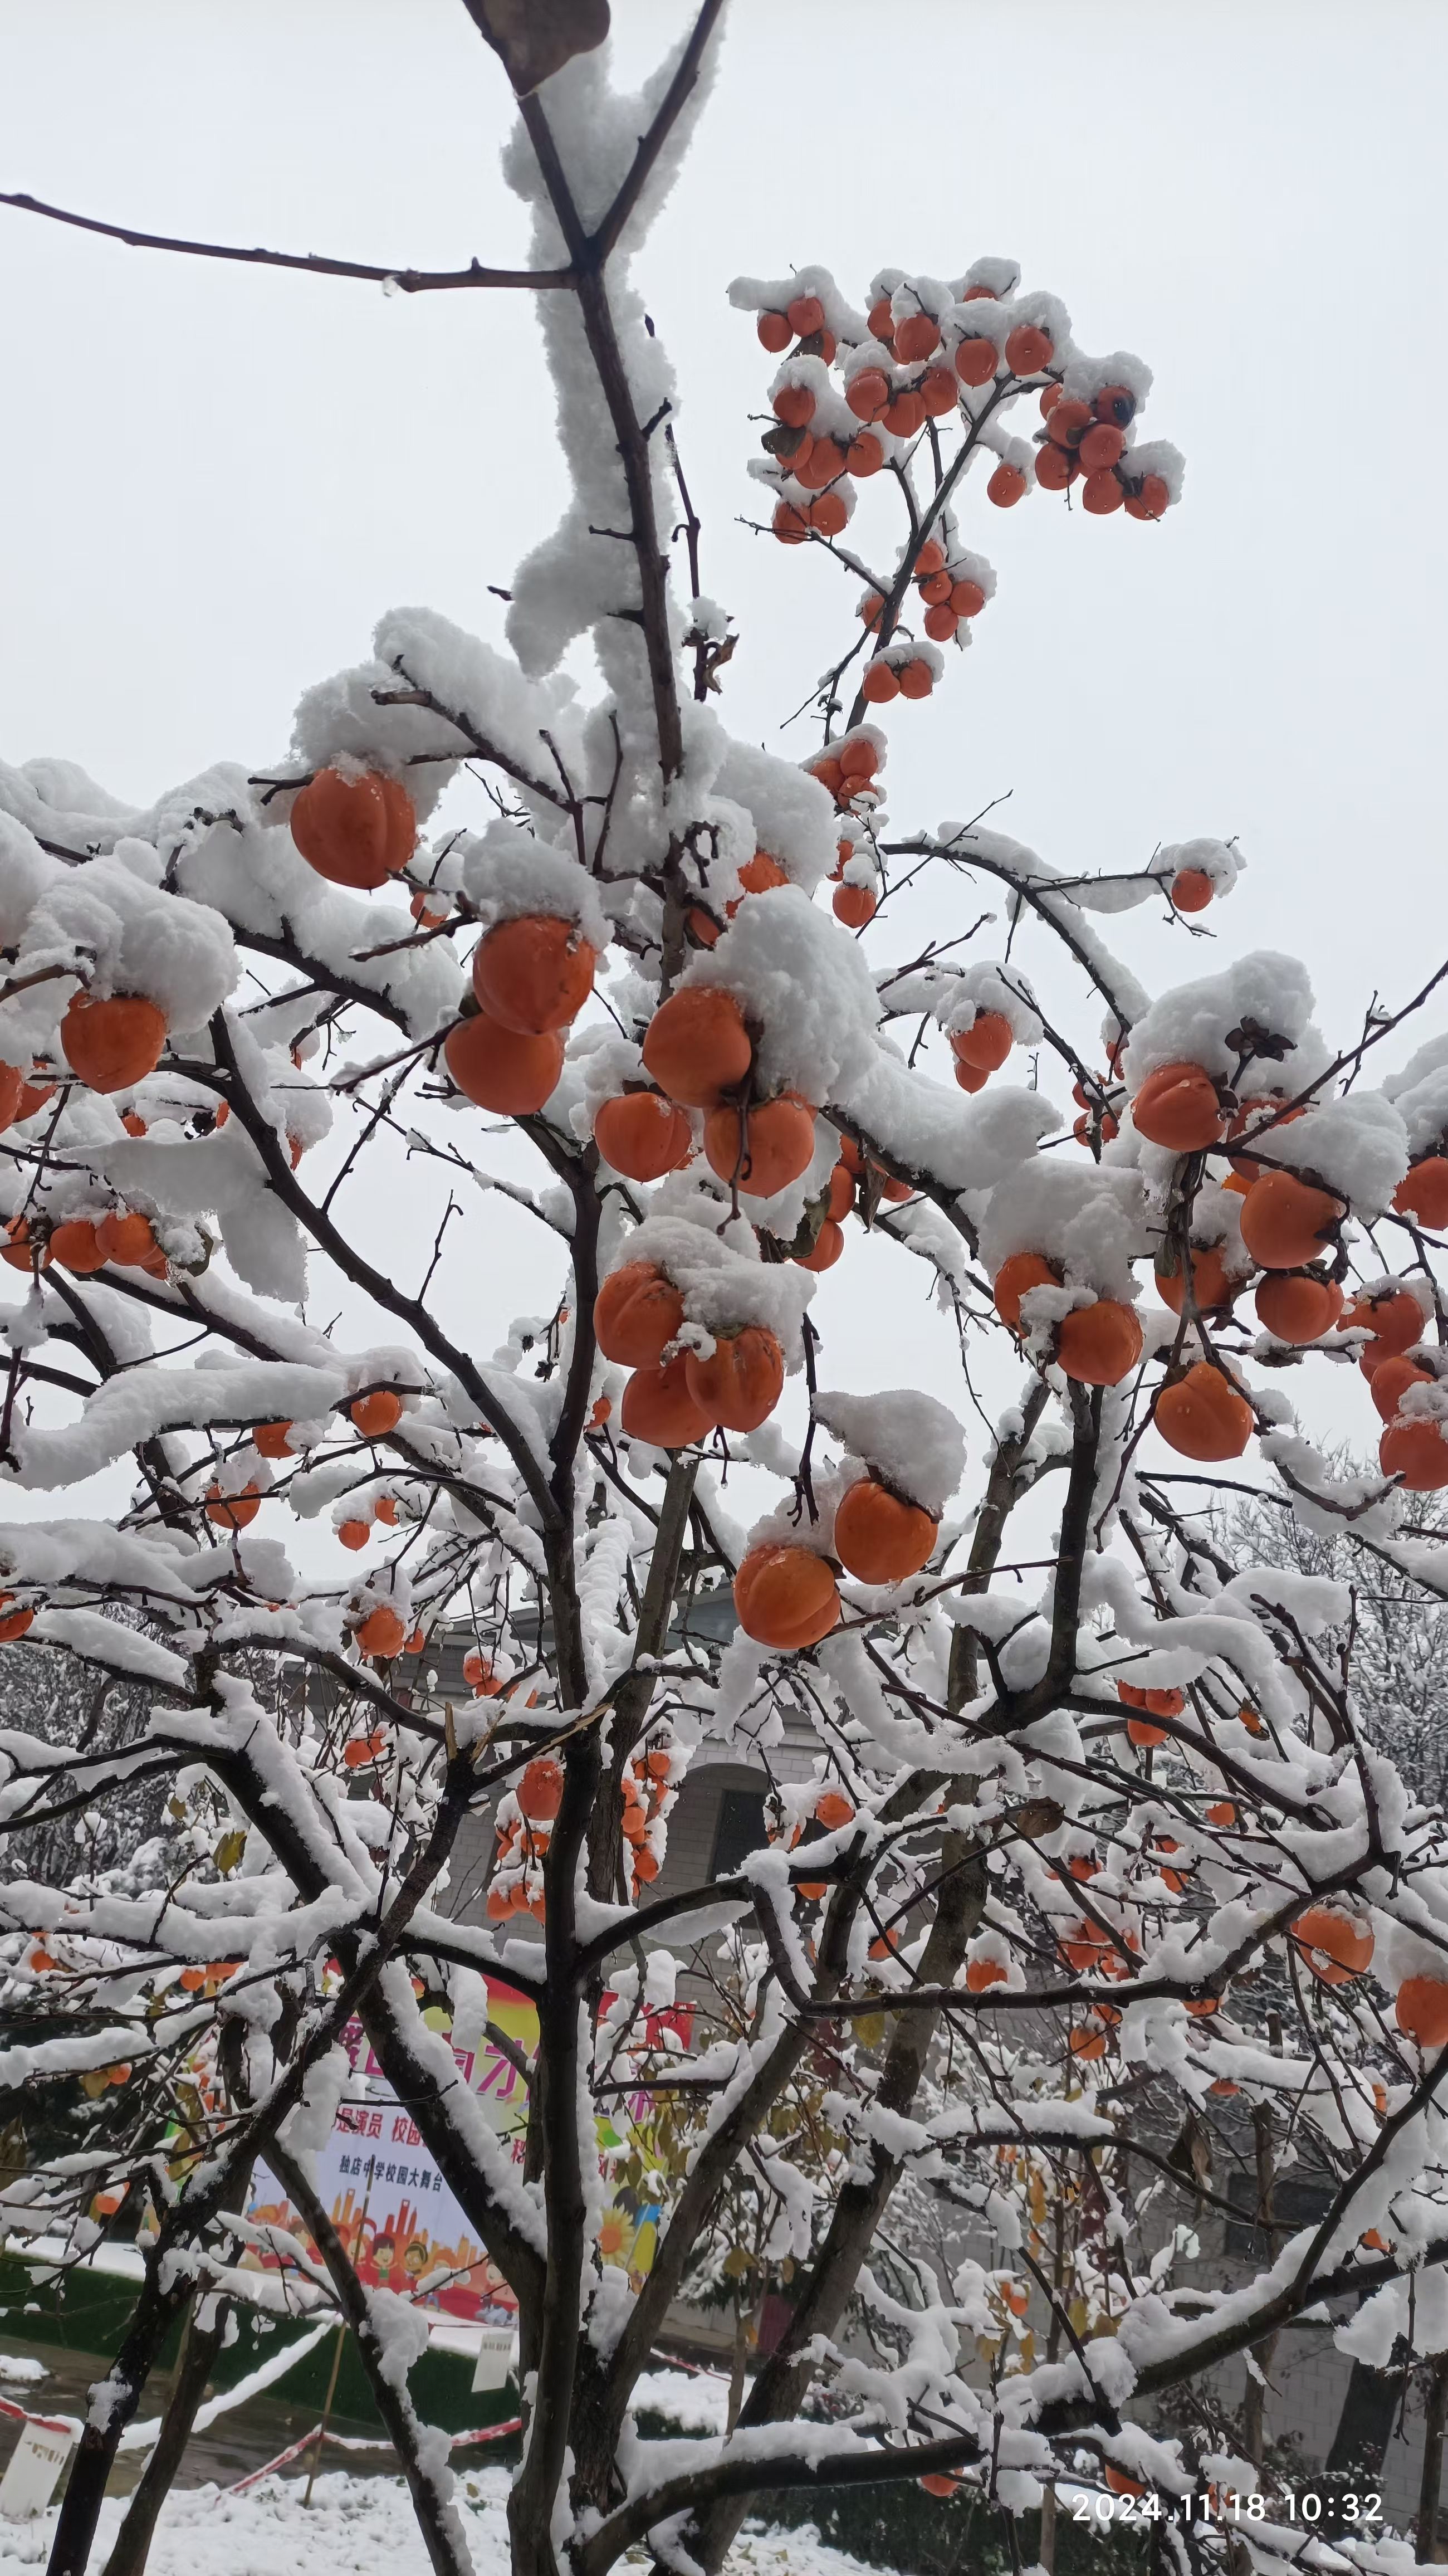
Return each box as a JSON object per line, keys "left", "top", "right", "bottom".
{"left": 1225, "top": 1016, "right": 1296, "bottom": 1063}
{"left": 462, "top": 0, "right": 610, "bottom": 96}
{"left": 702, "top": 633, "right": 736, "bottom": 694}
{"left": 1002, "top": 1798, "right": 1065, "bottom": 1842}
{"left": 1166, "top": 2109, "right": 1214, "bottom": 2189}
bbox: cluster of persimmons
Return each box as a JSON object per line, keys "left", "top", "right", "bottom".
{"left": 13, "top": 756, "right": 1446, "bottom": 1685}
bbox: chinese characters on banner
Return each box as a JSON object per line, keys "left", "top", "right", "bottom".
{"left": 248, "top": 1975, "right": 536, "bottom": 2323}
{"left": 245, "top": 1979, "right": 693, "bottom": 2322}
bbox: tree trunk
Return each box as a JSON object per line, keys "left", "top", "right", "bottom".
{"left": 507, "top": 1622, "right": 600, "bottom": 2576}
{"left": 1242, "top": 2349, "right": 1274, "bottom": 2477}
{"left": 1039, "top": 2483, "right": 1058, "bottom": 2575}
{"left": 1418, "top": 2353, "right": 1448, "bottom": 2562}
{"left": 100, "top": 2296, "right": 228, "bottom": 2576}
{"left": 726, "top": 2292, "right": 747, "bottom": 2437}
{"left": 1325, "top": 2356, "right": 1400, "bottom": 2479}
{"left": 1244, "top": 2102, "right": 1277, "bottom": 2471}
{"left": 44, "top": 2185, "right": 202, "bottom": 2576}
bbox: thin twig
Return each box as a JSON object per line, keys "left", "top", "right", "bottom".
{"left": 0, "top": 188, "right": 571, "bottom": 291}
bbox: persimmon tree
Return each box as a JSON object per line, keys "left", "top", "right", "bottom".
{"left": 6, "top": 11, "right": 1448, "bottom": 2576}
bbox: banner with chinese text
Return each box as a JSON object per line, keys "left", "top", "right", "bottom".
{"left": 244, "top": 1982, "right": 692, "bottom": 2320}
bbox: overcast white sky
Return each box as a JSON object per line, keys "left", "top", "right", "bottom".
{"left": 2, "top": 1, "right": 1444, "bottom": 1555}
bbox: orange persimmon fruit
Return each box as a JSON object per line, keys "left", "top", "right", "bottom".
{"left": 833, "top": 1477, "right": 937, "bottom": 1584}
{"left": 1155, "top": 1364, "right": 1254, "bottom": 1461}
{"left": 833, "top": 884, "right": 878, "bottom": 929}
{"left": 1343, "top": 1288, "right": 1426, "bottom": 1357}
{"left": 1239, "top": 1171, "right": 1344, "bottom": 1270}
{"left": 1005, "top": 324, "right": 1054, "bottom": 374}
{"left": 955, "top": 336, "right": 998, "bottom": 387}
{"left": 1154, "top": 1244, "right": 1236, "bottom": 1316}
{"left": 993, "top": 1252, "right": 1061, "bottom": 1330}
{"left": 733, "top": 1544, "right": 840, "bottom": 1650}
{"left": 61, "top": 994, "right": 168, "bottom": 1095}
{"left": 703, "top": 1096, "right": 816, "bottom": 1198}
{"left": 620, "top": 1355, "right": 712, "bottom": 1449}
{"left": 290, "top": 767, "right": 415, "bottom": 890}
{"left": 1131, "top": 1062, "right": 1225, "bottom": 1154}
{"left": 351, "top": 1390, "right": 403, "bottom": 1438}
{"left": 48, "top": 1219, "right": 105, "bottom": 1275}
{"left": 1396, "top": 1976, "right": 1448, "bottom": 2048}
{"left": 642, "top": 987, "right": 752, "bottom": 1109}
{"left": 594, "top": 1262, "right": 684, "bottom": 1369}
{"left": 684, "top": 1325, "right": 785, "bottom": 1432}
{"left": 471, "top": 915, "right": 597, "bottom": 1036}
{"left": 1254, "top": 1272, "right": 1343, "bottom": 1344}
{"left": 593, "top": 1091, "right": 692, "bottom": 1183}
{"left": 1170, "top": 868, "right": 1215, "bottom": 913}
{"left": 1368, "top": 1355, "right": 1430, "bottom": 1424}
{"left": 1057, "top": 1299, "right": 1143, "bottom": 1387}
{"left": 1394, "top": 1158, "right": 1448, "bottom": 1230}
{"left": 952, "top": 1011, "right": 1014, "bottom": 1074}
{"left": 1381, "top": 1416, "right": 1448, "bottom": 1491}
{"left": 519, "top": 1757, "right": 564, "bottom": 1823}
{"left": 444, "top": 1013, "right": 564, "bottom": 1115}
{"left": 1290, "top": 1905, "right": 1374, "bottom": 1985}
{"left": 987, "top": 463, "right": 1027, "bottom": 508}
{"left": 356, "top": 1604, "right": 406, "bottom": 1659}
{"left": 795, "top": 1218, "right": 844, "bottom": 1273}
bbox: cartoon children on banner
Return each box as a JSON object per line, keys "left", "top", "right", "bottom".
{"left": 247, "top": 1975, "right": 534, "bottom": 2323}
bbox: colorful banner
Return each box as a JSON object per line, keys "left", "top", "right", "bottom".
{"left": 593, "top": 2003, "right": 692, "bottom": 2280}
{"left": 243, "top": 1983, "right": 692, "bottom": 2321}
{"left": 247, "top": 1978, "right": 534, "bottom": 2323}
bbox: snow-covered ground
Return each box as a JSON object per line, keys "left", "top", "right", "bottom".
{"left": 0, "top": 2465, "right": 888, "bottom": 2576}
